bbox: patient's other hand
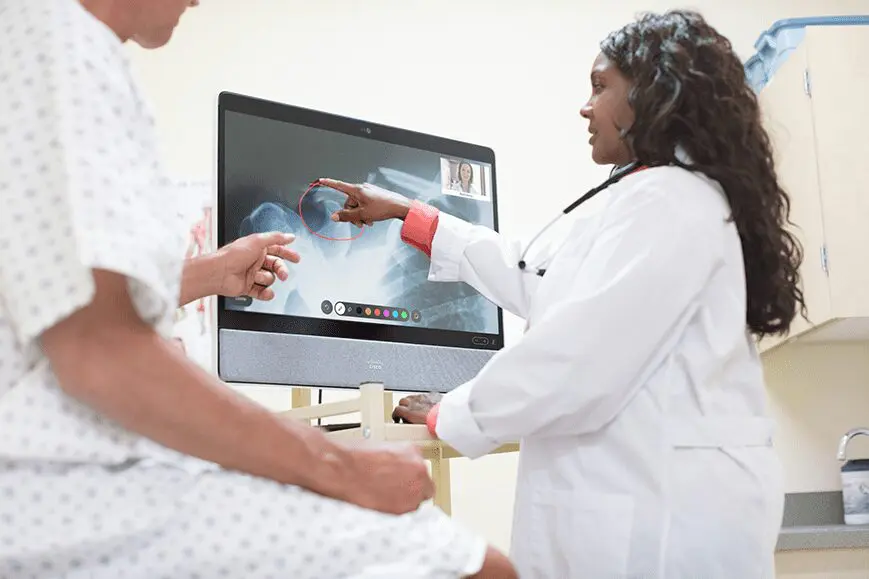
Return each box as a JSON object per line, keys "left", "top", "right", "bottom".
{"left": 333, "top": 440, "right": 435, "bottom": 514}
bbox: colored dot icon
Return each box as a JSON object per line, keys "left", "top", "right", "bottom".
{"left": 329, "top": 303, "right": 418, "bottom": 323}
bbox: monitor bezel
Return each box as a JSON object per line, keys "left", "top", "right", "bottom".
{"left": 217, "top": 91, "right": 504, "bottom": 351}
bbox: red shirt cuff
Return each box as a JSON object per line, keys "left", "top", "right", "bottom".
{"left": 400, "top": 200, "right": 439, "bottom": 258}
{"left": 426, "top": 403, "right": 440, "bottom": 437}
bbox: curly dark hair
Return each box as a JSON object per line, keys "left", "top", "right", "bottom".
{"left": 600, "top": 10, "right": 806, "bottom": 338}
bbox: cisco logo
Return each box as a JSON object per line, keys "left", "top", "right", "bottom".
{"left": 367, "top": 359, "right": 383, "bottom": 371}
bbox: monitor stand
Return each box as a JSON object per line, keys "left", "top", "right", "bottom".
{"left": 277, "top": 382, "right": 520, "bottom": 515}
{"left": 281, "top": 382, "right": 398, "bottom": 441}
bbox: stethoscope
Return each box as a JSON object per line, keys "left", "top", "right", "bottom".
{"left": 517, "top": 161, "right": 647, "bottom": 276}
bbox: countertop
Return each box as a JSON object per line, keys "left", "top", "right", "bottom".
{"left": 777, "top": 491, "right": 869, "bottom": 551}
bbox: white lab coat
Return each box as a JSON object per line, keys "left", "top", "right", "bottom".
{"left": 430, "top": 166, "right": 784, "bottom": 578}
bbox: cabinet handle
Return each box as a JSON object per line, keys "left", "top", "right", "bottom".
{"left": 821, "top": 245, "right": 829, "bottom": 275}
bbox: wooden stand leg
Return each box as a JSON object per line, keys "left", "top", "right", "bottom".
{"left": 383, "top": 392, "right": 393, "bottom": 423}
{"left": 430, "top": 452, "right": 452, "bottom": 515}
{"left": 359, "top": 383, "right": 386, "bottom": 441}
{"left": 291, "top": 387, "right": 311, "bottom": 409}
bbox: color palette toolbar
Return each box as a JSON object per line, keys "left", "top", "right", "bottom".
{"left": 321, "top": 300, "right": 421, "bottom": 323}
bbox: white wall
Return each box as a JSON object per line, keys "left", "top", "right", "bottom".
{"left": 128, "top": 0, "right": 869, "bottom": 573}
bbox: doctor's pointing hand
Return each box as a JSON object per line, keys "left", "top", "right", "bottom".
{"left": 325, "top": 181, "right": 412, "bottom": 226}
{"left": 320, "top": 10, "right": 803, "bottom": 579}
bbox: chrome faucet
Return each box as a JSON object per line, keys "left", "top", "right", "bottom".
{"left": 837, "top": 428, "right": 869, "bottom": 461}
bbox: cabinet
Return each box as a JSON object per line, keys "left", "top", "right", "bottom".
{"left": 758, "top": 26, "right": 869, "bottom": 353}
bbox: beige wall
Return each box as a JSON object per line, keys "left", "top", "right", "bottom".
{"left": 767, "top": 343, "right": 869, "bottom": 577}
{"left": 127, "top": 0, "right": 869, "bottom": 575}
{"left": 766, "top": 344, "right": 869, "bottom": 494}
{"left": 777, "top": 549, "right": 869, "bottom": 579}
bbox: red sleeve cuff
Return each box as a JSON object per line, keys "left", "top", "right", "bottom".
{"left": 426, "top": 403, "right": 440, "bottom": 437}
{"left": 400, "top": 200, "right": 439, "bottom": 258}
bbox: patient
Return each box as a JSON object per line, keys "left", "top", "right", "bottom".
{"left": 0, "top": 1, "right": 515, "bottom": 578}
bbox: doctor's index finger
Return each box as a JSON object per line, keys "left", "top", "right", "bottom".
{"left": 318, "top": 178, "right": 363, "bottom": 200}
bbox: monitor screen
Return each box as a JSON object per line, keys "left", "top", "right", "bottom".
{"left": 218, "top": 93, "right": 503, "bottom": 353}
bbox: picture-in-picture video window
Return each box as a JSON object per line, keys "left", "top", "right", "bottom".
{"left": 440, "top": 157, "right": 492, "bottom": 202}
{"left": 222, "top": 111, "right": 499, "bottom": 337}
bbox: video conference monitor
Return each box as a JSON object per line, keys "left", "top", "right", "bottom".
{"left": 216, "top": 92, "right": 504, "bottom": 393}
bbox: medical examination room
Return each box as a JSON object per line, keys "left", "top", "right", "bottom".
{"left": 2, "top": 0, "right": 869, "bottom": 577}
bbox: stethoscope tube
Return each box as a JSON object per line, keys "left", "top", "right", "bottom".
{"left": 517, "top": 161, "right": 645, "bottom": 276}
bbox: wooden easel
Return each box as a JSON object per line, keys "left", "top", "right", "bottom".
{"left": 277, "top": 382, "right": 520, "bottom": 515}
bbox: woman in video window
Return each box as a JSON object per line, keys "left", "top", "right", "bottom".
{"left": 450, "top": 160, "right": 480, "bottom": 196}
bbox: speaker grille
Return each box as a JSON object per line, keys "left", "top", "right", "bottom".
{"left": 219, "top": 329, "right": 495, "bottom": 393}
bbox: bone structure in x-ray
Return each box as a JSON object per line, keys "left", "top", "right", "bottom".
{"left": 232, "top": 166, "right": 498, "bottom": 334}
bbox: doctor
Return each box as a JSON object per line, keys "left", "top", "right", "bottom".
{"left": 321, "top": 10, "right": 803, "bottom": 579}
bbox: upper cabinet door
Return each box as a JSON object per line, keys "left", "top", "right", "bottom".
{"left": 757, "top": 40, "right": 831, "bottom": 353}
{"left": 805, "top": 26, "right": 869, "bottom": 320}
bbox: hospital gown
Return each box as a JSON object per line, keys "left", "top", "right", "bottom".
{"left": 0, "top": 1, "right": 486, "bottom": 577}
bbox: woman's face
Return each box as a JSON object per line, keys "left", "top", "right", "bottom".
{"left": 459, "top": 163, "right": 472, "bottom": 183}
{"left": 580, "top": 53, "right": 635, "bottom": 166}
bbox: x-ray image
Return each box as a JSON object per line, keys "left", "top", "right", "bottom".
{"left": 222, "top": 111, "right": 499, "bottom": 335}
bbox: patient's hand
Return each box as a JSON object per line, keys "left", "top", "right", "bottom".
{"left": 392, "top": 393, "right": 443, "bottom": 425}
{"left": 333, "top": 440, "right": 435, "bottom": 514}
{"left": 217, "top": 232, "right": 300, "bottom": 300}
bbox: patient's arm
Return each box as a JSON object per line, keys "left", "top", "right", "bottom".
{"left": 40, "top": 269, "right": 433, "bottom": 515}
{"left": 178, "top": 252, "right": 222, "bottom": 306}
